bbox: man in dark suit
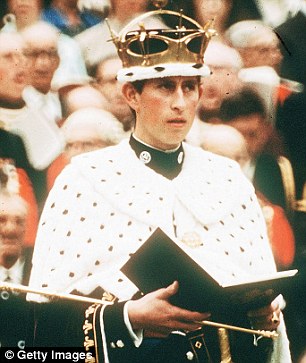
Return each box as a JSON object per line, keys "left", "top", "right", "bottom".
{"left": 275, "top": 8, "right": 306, "bottom": 359}
{"left": 0, "top": 129, "right": 31, "bottom": 174}
{"left": 0, "top": 190, "right": 33, "bottom": 348}
{"left": 276, "top": 6, "right": 306, "bottom": 88}
{"left": 0, "top": 201, "right": 95, "bottom": 358}
{"left": 219, "top": 87, "right": 289, "bottom": 212}
{"left": 275, "top": 5, "right": 306, "bottom": 201}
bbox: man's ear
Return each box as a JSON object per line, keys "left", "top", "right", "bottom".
{"left": 122, "top": 82, "right": 139, "bottom": 111}
{"left": 198, "top": 83, "right": 203, "bottom": 100}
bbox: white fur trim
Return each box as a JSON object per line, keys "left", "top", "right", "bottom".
{"left": 117, "top": 63, "right": 210, "bottom": 83}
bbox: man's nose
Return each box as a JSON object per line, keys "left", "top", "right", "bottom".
{"left": 35, "top": 53, "right": 52, "bottom": 66}
{"left": 1, "top": 218, "right": 23, "bottom": 232}
{"left": 12, "top": 53, "right": 28, "bottom": 67}
{"left": 171, "top": 88, "right": 186, "bottom": 111}
{"left": 271, "top": 48, "right": 283, "bottom": 65}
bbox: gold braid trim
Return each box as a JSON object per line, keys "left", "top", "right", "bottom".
{"left": 82, "top": 292, "right": 117, "bottom": 363}
{"left": 93, "top": 303, "right": 100, "bottom": 363}
{"left": 277, "top": 156, "right": 296, "bottom": 219}
{"left": 83, "top": 304, "right": 101, "bottom": 363}
{"left": 296, "top": 183, "right": 306, "bottom": 212}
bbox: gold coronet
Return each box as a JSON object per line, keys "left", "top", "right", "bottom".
{"left": 109, "top": 7, "right": 216, "bottom": 69}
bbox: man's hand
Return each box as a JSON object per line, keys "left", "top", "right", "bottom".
{"left": 127, "top": 281, "right": 211, "bottom": 338}
{"left": 247, "top": 299, "right": 281, "bottom": 331}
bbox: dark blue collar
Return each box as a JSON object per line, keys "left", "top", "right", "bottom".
{"left": 129, "top": 135, "right": 184, "bottom": 180}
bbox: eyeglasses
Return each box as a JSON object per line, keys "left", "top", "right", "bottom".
{"left": 65, "top": 140, "right": 109, "bottom": 151}
{"left": 245, "top": 45, "right": 281, "bottom": 55}
{"left": 95, "top": 76, "right": 118, "bottom": 86}
{"left": 0, "top": 51, "right": 28, "bottom": 64}
{"left": 24, "top": 49, "right": 59, "bottom": 60}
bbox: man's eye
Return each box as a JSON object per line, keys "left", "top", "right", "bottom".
{"left": 183, "top": 82, "right": 196, "bottom": 92}
{"left": 65, "top": 143, "right": 76, "bottom": 150}
{"left": 2, "top": 53, "right": 14, "bottom": 61}
{"left": 157, "top": 81, "right": 174, "bottom": 91}
{"left": 15, "top": 217, "right": 25, "bottom": 226}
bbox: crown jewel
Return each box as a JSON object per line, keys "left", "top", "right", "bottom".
{"left": 109, "top": 1, "right": 216, "bottom": 82}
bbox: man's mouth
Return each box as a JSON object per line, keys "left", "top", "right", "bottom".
{"left": 167, "top": 119, "right": 186, "bottom": 125}
{"left": 1, "top": 237, "right": 20, "bottom": 246}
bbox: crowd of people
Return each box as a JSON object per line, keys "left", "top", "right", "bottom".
{"left": 0, "top": 0, "right": 305, "bottom": 362}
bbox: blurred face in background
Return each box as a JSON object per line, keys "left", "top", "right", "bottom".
{"left": 111, "top": 0, "right": 149, "bottom": 17}
{"left": 64, "top": 126, "right": 109, "bottom": 160}
{"left": 7, "top": 0, "right": 42, "bottom": 16}
{"left": 63, "top": 0, "right": 79, "bottom": 8}
{"left": 198, "top": 66, "right": 242, "bottom": 118}
{"left": 7, "top": 0, "right": 42, "bottom": 29}
{"left": 95, "top": 57, "right": 134, "bottom": 129}
{"left": 0, "top": 193, "right": 27, "bottom": 269}
{"left": 60, "top": 85, "right": 107, "bottom": 118}
{"left": 193, "top": 0, "right": 232, "bottom": 30}
{"left": 0, "top": 33, "right": 29, "bottom": 103}
{"left": 200, "top": 125, "right": 250, "bottom": 168}
{"left": 226, "top": 113, "right": 271, "bottom": 159}
{"left": 239, "top": 36, "right": 283, "bottom": 71}
{"left": 62, "top": 108, "right": 120, "bottom": 160}
{"left": 22, "top": 23, "right": 60, "bottom": 94}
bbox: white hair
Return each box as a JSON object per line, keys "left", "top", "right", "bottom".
{"left": 204, "top": 40, "right": 243, "bottom": 70}
{"left": 225, "top": 20, "right": 278, "bottom": 48}
{"left": 62, "top": 107, "right": 127, "bottom": 145}
{"left": 21, "top": 21, "right": 60, "bottom": 43}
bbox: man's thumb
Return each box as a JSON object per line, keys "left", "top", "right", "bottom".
{"left": 160, "top": 280, "right": 179, "bottom": 300}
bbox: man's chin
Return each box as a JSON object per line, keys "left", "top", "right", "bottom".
{"left": 198, "top": 107, "right": 221, "bottom": 121}
{"left": 1, "top": 250, "right": 20, "bottom": 268}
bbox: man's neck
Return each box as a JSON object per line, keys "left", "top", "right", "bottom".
{"left": 16, "top": 15, "right": 40, "bottom": 31}
{"left": 52, "top": 0, "right": 79, "bottom": 17}
{"left": 0, "top": 255, "right": 20, "bottom": 270}
{"left": 129, "top": 135, "right": 184, "bottom": 180}
{"left": 132, "top": 134, "right": 181, "bottom": 153}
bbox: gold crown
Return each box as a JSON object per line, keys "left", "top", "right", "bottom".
{"left": 108, "top": 1, "right": 216, "bottom": 81}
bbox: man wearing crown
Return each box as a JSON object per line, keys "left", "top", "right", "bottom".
{"left": 28, "top": 3, "right": 292, "bottom": 362}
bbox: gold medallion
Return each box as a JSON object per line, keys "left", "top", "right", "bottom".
{"left": 181, "top": 232, "right": 203, "bottom": 248}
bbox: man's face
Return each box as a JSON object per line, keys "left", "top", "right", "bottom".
{"left": 198, "top": 66, "right": 242, "bottom": 114}
{"left": 95, "top": 58, "right": 133, "bottom": 124}
{"left": 124, "top": 76, "right": 201, "bottom": 150}
{"left": 193, "top": 0, "right": 232, "bottom": 28}
{"left": 226, "top": 114, "right": 270, "bottom": 158}
{"left": 7, "top": 0, "right": 42, "bottom": 18}
{"left": 64, "top": 0, "right": 78, "bottom": 7}
{"left": 64, "top": 127, "right": 109, "bottom": 160}
{"left": 0, "top": 195, "right": 27, "bottom": 269}
{"left": 24, "top": 34, "right": 60, "bottom": 94}
{"left": 0, "top": 33, "right": 29, "bottom": 102}
{"left": 239, "top": 38, "right": 283, "bottom": 71}
{"left": 111, "top": 0, "right": 148, "bottom": 16}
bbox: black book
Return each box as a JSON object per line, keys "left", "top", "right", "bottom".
{"left": 121, "top": 228, "right": 298, "bottom": 318}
